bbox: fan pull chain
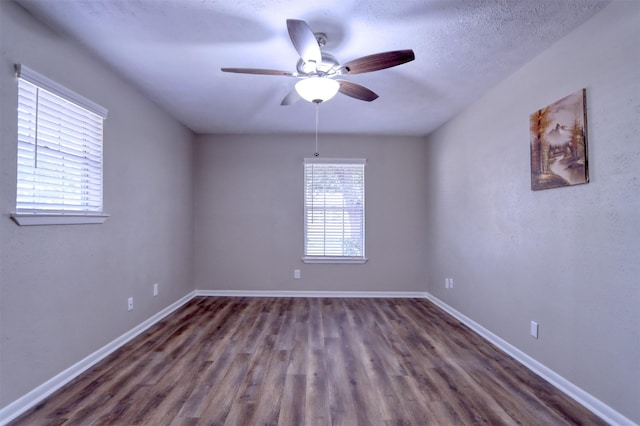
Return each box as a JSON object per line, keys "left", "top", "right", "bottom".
{"left": 314, "top": 102, "right": 320, "bottom": 157}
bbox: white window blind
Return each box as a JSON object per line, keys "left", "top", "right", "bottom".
{"left": 15, "top": 65, "right": 107, "bottom": 217}
{"left": 304, "top": 158, "right": 366, "bottom": 263}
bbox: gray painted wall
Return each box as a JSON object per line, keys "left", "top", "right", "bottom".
{"left": 423, "top": 1, "right": 639, "bottom": 422}
{"left": 0, "top": 1, "right": 195, "bottom": 407}
{"left": 193, "top": 134, "right": 429, "bottom": 293}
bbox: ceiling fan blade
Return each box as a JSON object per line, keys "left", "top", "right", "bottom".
{"left": 221, "top": 68, "right": 297, "bottom": 77}
{"left": 281, "top": 89, "right": 301, "bottom": 106}
{"left": 286, "top": 19, "right": 322, "bottom": 64}
{"left": 341, "top": 49, "right": 415, "bottom": 75}
{"left": 337, "top": 80, "right": 379, "bottom": 102}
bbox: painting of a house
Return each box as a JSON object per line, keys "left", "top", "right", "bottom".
{"left": 530, "top": 89, "right": 588, "bottom": 190}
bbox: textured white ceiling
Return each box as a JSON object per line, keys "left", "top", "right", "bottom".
{"left": 16, "top": 0, "right": 609, "bottom": 136}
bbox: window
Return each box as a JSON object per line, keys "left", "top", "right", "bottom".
{"left": 12, "top": 65, "right": 109, "bottom": 225}
{"left": 303, "top": 158, "right": 366, "bottom": 263}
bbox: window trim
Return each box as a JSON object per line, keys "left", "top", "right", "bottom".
{"left": 302, "top": 158, "right": 367, "bottom": 264}
{"left": 302, "top": 256, "right": 368, "bottom": 264}
{"left": 10, "top": 212, "right": 109, "bottom": 226}
{"left": 13, "top": 64, "right": 108, "bottom": 226}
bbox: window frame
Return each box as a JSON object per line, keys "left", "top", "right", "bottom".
{"left": 11, "top": 64, "right": 109, "bottom": 226}
{"left": 302, "top": 157, "right": 367, "bottom": 264}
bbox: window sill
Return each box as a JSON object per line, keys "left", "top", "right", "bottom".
{"left": 11, "top": 212, "right": 109, "bottom": 226}
{"left": 302, "top": 256, "right": 368, "bottom": 264}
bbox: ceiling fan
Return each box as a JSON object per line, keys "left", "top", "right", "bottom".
{"left": 221, "top": 19, "right": 415, "bottom": 105}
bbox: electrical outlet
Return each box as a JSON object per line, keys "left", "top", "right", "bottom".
{"left": 294, "top": 269, "right": 301, "bottom": 279}
{"left": 445, "top": 278, "right": 449, "bottom": 288}
{"left": 530, "top": 321, "right": 539, "bottom": 339}
{"left": 128, "top": 297, "right": 134, "bottom": 311}
{"left": 450, "top": 278, "right": 454, "bottom": 288}
{"left": 153, "top": 283, "right": 158, "bottom": 296}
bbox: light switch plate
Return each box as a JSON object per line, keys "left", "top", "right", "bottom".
{"left": 530, "top": 321, "right": 539, "bottom": 339}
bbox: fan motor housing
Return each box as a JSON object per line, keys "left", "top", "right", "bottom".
{"left": 296, "top": 52, "right": 339, "bottom": 76}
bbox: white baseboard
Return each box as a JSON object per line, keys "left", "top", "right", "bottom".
{"left": 0, "top": 291, "right": 197, "bottom": 426}
{"left": 196, "top": 289, "right": 429, "bottom": 299}
{"left": 423, "top": 292, "right": 636, "bottom": 426}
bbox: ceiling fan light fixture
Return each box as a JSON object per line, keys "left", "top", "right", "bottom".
{"left": 295, "top": 77, "right": 340, "bottom": 103}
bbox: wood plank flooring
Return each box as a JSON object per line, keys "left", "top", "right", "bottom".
{"left": 10, "top": 297, "right": 606, "bottom": 425}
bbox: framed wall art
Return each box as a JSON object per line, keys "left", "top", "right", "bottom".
{"left": 530, "top": 89, "right": 589, "bottom": 191}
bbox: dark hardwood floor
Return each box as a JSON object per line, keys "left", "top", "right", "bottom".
{"left": 10, "top": 297, "right": 605, "bottom": 425}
